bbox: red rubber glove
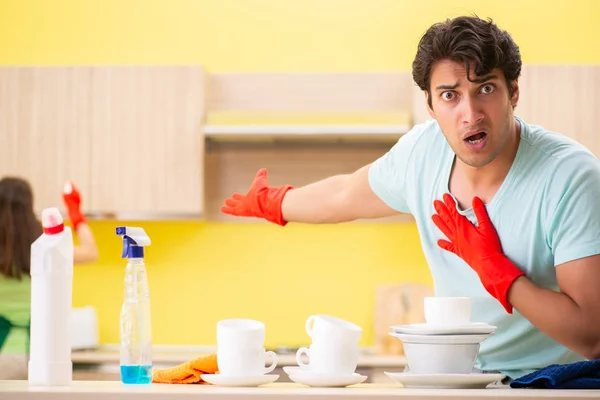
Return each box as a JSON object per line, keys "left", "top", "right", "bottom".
{"left": 63, "top": 181, "right": 87, "bottom": 231}
{"left": 220, "top": 168, "right": 293, "bottom": 226}
{"left": 431, "top": 193, "right": 525, "bottom": 314}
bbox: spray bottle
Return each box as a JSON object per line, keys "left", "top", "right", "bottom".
{"left": 116, "top": 226, "right": 152, "bottom": 384}
{"left": 28, "top": 207, "right": 74, "bottom": 386}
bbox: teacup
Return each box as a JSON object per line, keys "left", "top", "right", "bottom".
{"left": 305, "top": 315, "right": 362, "bottom": 346}
{"left": 217, "top": 347, "right": 278, "bottom": 376}
{"left": 217, "top": 319, "right": 266, "bottom": 349}
{"left": 424, "top": 296, "right": 472, "bottom": 326}
{"left": 296, "top": 343, "right": 359, "bottom": 375}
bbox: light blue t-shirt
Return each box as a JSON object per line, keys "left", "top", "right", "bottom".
{"left": 369, "top": 117, "right": 600, "bottom": 379}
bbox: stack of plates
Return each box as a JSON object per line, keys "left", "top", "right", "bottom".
{"left": 391, "top": 322, "right": 497, "bottom": 336}
{"left": 384, "top": 322, "right": 506, "bottom": 389}
{"left": 389, "top": 321, "right": 496, "bottom": 345}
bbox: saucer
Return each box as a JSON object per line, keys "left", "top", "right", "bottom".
{"left": 288, "top": 372, "right": 367, "bottom": 387}
{"left": 200, "top": 374, "right": 279, "bottom": 387}
{"left": 389, "top": 332, "right": 492, "bottom": 344}
{"left": 385, "top": 372, "right": 505, "bottom": 389}
{"left": 283, "top": 366, "right": 310, "bottom": 375}
{"left": 390, "top": 322, "right": 496, "bottom": 335}
{"left": 284, "top": 366, "right": 361, "bottom": 377}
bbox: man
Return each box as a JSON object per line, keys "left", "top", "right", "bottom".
{"left": 221, "top": 16, "right": 600, "bottom": 379}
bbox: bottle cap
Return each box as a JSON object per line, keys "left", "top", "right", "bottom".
{"left": 41, "top": 207, "right": 65, "bottom": 235}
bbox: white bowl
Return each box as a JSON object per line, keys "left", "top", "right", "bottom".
{"left": 403, "top": 342, "right": 480, "bottom": 374}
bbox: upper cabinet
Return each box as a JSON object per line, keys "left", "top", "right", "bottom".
{"left": 0, "top": 68, "right": 94, "bottom": 215}
{"left": 2, "top": 65, "right": 598, "bottom": 221}
{"left": 515, "top": 65, "right": 600, "bottom": 157}
{"left": 87, "top": 66, "right": 205, "bottom": 216}
{"left": 0, "top": 66, "right": 206, "bottom": 217}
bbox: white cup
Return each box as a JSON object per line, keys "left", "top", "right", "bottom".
{"left": 217, "top": 319, "right": 266, "bottom": 349}
{"left": 296, "top": 343, "right": 359, "bottom": 375}
{"left": 217, "top": 347, "right": 278, "bottom": 376}
{"left": 305, "top": 315, "right": 362, "bottom": 346}
{"left": 424, "top": 297, "right": 472, "bottom": 326}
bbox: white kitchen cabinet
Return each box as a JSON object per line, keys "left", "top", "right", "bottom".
{"left": 0, "top": 66, "right": 206, "bottom": 216}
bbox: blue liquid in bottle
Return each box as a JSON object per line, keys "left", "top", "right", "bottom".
{"left": 120, "top": 365, "right": 152, "bottom": 384}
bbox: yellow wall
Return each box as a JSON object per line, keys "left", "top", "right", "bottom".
{"left": 73, "top": 221, "right": 429, "bottom": 348}
{"left": 0, "top": 0, "right": 599, "bottom": 70}
{"left": 2, "top": 0, "right": 597, "bottom": 347}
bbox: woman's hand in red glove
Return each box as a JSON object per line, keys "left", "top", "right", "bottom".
{"left": 63, "top": 181, "right": 87, "bottom": 231}
{"left": 431, "top": 193, "right": 525, "bottom": 313}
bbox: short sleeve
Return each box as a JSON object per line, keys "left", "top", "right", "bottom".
{"left": 546, "top": 153, "right": 600, "bottom": 266}
{"left": 367, "top": 121, "right": 430, "bottom": 214}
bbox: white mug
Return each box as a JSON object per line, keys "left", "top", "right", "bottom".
{"left": 217, "top": 347, "right": 278, "bottom": 376}
{"left": 305, "top": 315, "right": 362, "bottom": 345}
{"left": 424, "top": 297, "right": 472, "bottom": 326}
{"left": 296, "top": 343, "right": 359, "bottom": 375}
{"left": 217, "top": 319, "right": 266, "bottom": 349}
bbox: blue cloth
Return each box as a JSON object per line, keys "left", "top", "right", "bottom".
{"left": 510, "top": 360, "right": 600, "bottom": 389}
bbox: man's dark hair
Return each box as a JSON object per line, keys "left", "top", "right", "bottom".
{"left": 412, "top": 16, "right": 522, "bottom": 109}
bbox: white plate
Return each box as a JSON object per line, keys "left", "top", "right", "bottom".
{"left": 200, "top": 374, "right": 279, "bottom": 387}
{"left": 288, "top": 373, "right": 367, "bottom": 387}
{"left": 389, "top": 332, "right": 492, "bottom": 344}
{"left": 385, "top": 372, "right": 505, "bottom": 389}
{"left": 390, "top": 322, "right": 496, "bottom": 335}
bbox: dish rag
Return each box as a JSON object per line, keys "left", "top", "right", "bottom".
{"left": 510, "top": 360, "right": 600, "bottom": 389}
{"left": 152, "top": 353, "right": 219, "bottom": 384}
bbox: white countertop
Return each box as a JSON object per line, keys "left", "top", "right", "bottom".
{"left": 71, "top": 345, "right": 407, "bottom": 368}
{"left": 2, "top": 381, "right": 600, "bottom": 400}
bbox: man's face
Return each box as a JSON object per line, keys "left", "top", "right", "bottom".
{"left": 426, "top": 60, "right": 519, "bottom": 168}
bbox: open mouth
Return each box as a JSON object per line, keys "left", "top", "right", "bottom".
{"left": 465, "top": 131, "right": 487, "bottom": 144}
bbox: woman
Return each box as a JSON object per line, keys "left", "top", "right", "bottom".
{"left": 0, "top": 177, "right": 99, "bottom": 379}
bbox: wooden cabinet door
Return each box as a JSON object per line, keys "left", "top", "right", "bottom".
{"left": 0, "top": 67, "right": 93, "bottom": 214}
{"left": 88, "top": 66, "right": 205, "bottom": 216}
{"left": 0, "top": 66, "right": 205, "bottom": 216}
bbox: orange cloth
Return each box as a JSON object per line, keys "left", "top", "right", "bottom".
{"left": 152, "top": 353, "right": 219, "bottom": 384}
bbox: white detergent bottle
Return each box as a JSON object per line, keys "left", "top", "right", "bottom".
{"left": 28, "top": 207, "right": 74, "bottom": 386}
{"left": 116, "top": 226, "right": 153, "bottom": 384}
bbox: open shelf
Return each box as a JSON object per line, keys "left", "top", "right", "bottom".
{"left": 204, "top": 140, "right": 414, "bottom": 223}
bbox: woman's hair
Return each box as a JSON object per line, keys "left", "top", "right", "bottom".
{"left": 0, "top": 177, "right": 42, "bottom": 279}
{"left": 412, "top": 15, "right": 522, "bottom": 109}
